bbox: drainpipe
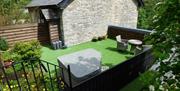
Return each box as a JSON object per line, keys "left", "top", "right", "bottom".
{"left": 58, "top": 9, "right": 66, "bottom": 47}
{"left": 57, "top": 0, "right": 74, "bottom": 48}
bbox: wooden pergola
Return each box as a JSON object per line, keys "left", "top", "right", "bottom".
{"left": 26, "top": 0, "right": 72, "bottom": 47}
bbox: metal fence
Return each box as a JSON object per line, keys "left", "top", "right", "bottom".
{"left": 0, "top": 59, "right": 69, "bottom": 91}
{"left": 0, "top": 48, "right": 153, "bottom": 91}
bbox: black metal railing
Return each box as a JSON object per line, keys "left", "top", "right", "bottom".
{"left": 0, "top": 47, "right": 154, "bottom": 91}
{"left": 0, "top": 59, "right": 69, "bottom": 91}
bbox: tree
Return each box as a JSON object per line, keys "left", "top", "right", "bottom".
{"left": 137, "top": 0, "right": 161, "bottom": 29}
{"left": 137, "top": 0, "right": 154, "bottom": 29}
{"left": 143, "top": 0, "right": 180, "bottom": 90}
{"left": 0, "top": 0, "right": 31, "bottom": 26}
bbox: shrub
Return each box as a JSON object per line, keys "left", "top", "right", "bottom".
{"left": 92, "top": 37, "right": 98, "bottom": 42}
{"left": 0, "top": 37, "right": 9, "bottom": 51}
{"left": 1, "top": 50, "right": 21, "bottom": 63}
{"left": 98, "top": 36, "right": 104, "bottom": 41}
{"left": 102, "top": 35, "right": 108, "bottom": 40}
{"left": 12, "top": 40, "right": 42, "bottom": 63}
{"left": 1, "top": 51, "right": 11, "bottom": 61}
{"left": 0, "top": 0, "right": 31, "bottom": 26}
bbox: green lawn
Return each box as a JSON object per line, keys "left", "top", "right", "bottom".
{"left": 41, "top": 39, "right": 133, "bottom": 67}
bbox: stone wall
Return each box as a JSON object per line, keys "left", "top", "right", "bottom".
{"left": 63, "top": 0, "right": 138, "bottom": 46}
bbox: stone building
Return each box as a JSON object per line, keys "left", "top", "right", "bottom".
{"left": 26, "top": 0, "right": 143, "bottom": 47}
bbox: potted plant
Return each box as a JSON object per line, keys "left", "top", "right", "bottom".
{"left": 1, "top": 51, "right": 13, "bottom": 68}
{"left": 98, "top": 36, "right": 104, "bottom": 41}
{"left": 92, "top": 36, "right": 98, "bottom": 42}
{"left": 102, "top": 35, "right": 108, "bottom": 40}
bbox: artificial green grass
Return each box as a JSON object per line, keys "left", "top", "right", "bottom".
{"left": 41, "top": 39, "right": 133, "bottom": 67}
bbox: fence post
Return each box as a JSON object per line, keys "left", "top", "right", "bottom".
{"left": 67, "top": 65, "right": 73, "bottom": 91}
{"left": 1, "top": 66, "right": 12, "bottom": 91}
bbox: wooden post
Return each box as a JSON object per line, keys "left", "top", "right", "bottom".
{"left": 67, "top": 65, "right": 73, "bottom": 91}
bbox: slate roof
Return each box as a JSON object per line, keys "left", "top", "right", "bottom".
{"left": 26, "top": 0, "right": 144, "bottom": 8}
{"left": 26, "top": 0, "right": 64, "bottom": 8}
{"left": 41, "top": 9, "right": 59, "bottom": 20}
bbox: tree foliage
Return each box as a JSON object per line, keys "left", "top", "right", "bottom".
{"left": 0, "top": 0, "right": 31, "bottom": 26}
{"left": 140, "top": 0, "right": 180, "bottom": 90}
{"left": 137, "top": 0, "right": 161, "bottom": 29}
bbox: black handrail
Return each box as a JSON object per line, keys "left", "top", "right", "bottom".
{"left": 0, "top": 59, "right": 69, "bottom": 91}
{"left": 0, "top": 46, "right": 153, "bottom": 91}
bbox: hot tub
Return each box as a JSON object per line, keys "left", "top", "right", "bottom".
{"left": 57, "top": 48, "right": 101, "bottom": 86}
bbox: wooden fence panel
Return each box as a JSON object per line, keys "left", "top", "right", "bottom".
{"left": 0, "top": 23, "right": 59, "bottom": 46}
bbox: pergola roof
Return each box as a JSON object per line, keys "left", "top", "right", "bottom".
{"left": 41, "top": 9, "right": 59, "bottom": 20}
{"left": 26, "top": 0, "right": 64, "bottom": 8}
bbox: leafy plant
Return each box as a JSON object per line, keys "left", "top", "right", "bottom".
{"left": 0, "top": 49, "right": 20, "bottom": 62}
{"left": 12, "top": 40, "right": 42, "bottom": 63}
{"left": 11, "top": 53, "right": 22, "bottom": 62}
{"left": 140, "top": 0, "right": 180, "bottom": 90}
{"left": 0, "top": 0, "right": 31, "bottom": 26}
{"left": 1, "top": 51, "right": 12, "bottom": 61}
{"left": 137, "top": 0, "right": 162, "bottom": 29}
{"left": 0, "top": 37, "right": 9, "bottom": 51}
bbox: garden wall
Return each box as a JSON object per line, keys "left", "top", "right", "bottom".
{"left": 0, "top": 23, "right": 58, "bottom": 46}
{"left": 107, "top": 25, "right": 152, "bottom": 41}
